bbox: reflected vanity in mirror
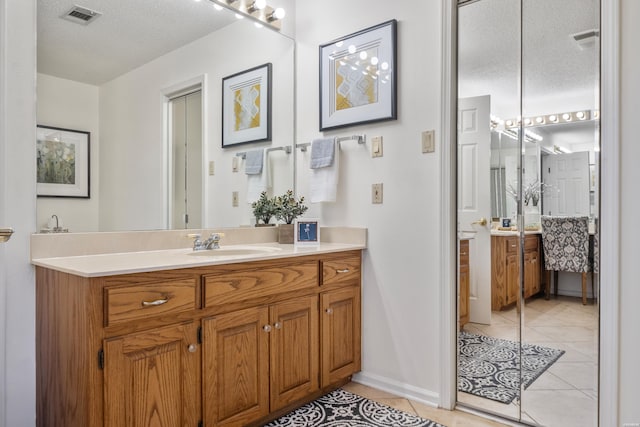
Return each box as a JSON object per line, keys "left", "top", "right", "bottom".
{"left": 457, "top": 0, "right": 600, "bottom": 425}
{"left": 36, "top": 0, "right": 295, "bottom": 233}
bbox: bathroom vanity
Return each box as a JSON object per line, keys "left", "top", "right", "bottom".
{"left": 32, "top": 230, "right": 364, "bottom": 427}
{"left": 491, "top": 232, "right": 543, "bottom": 310}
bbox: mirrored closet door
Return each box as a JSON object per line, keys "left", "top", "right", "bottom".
{"left": 456, "top": 0, "right": 600, "bottom": 425}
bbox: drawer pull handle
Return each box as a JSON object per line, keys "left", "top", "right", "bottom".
{"left": 263, "top": 325, "right": 272, "bottom": 333}
{"left": 188, "top": 344, "right": 197, "bottom": 353}
{"left": 325, "top": 308, "right": 334, "bottom": 315}
{"left": 460, "top": 252, "right": 468, "bottom": 255}
{"left": 141, "top": 297, "right": 169, "bottom": 307}
{"left": 336, "top": 269, "right": 350, "bottom": 274}
{"left": 274, "top": 322, "right": 282, "bottom": 330}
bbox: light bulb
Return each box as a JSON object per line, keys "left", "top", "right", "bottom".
{"left": 381, "top": 62, "right": 389, "bottom": 71}
{"left": 370, "top": 57, "right": 379, "bottom": 66}
{"left": 548, "top": 114, "right": 558, "bottom": 122}
{"left": 273, "top": 7, "right": 285, "bottom": 19}
{"left": 536, "top": 116, "right": 544, "bottom": 124}
{"left": 348, "top": 45, "right": 357, "bottom": 54}
{"left": 359, "top": 51, "right": 368, "bottom": 60}
{"left": 254, "top": 0, "right": 267, "bottom": 9}
{"left": 576, "top": 111, "right": 586, "bottom": 120}
{"left": 562, "top": 113, "right": 572, "bottom": 121}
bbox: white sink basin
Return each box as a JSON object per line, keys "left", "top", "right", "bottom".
{"left": 187, "top": 245, "right": 282, "bottom": 257}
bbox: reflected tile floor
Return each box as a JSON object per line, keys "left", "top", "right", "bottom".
{"left": 342, "top": 383, "right": 511, "bottom": 427}
{"left": 459, "top": 295, "right": 598, "bottom": 426}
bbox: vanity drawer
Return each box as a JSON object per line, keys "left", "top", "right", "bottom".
{"left": 322, "top": 253, "right": 361, "bottom": 286}
{"left": 524, "top": 234, "right": 539, "bottom": 251}
{"left": 505, "top": 237, "right": 518, "bottom": 253}
{"left": 203, "top": 261, "right": 318, "bottom": 307}
{"left": 105, "top": 278, "right": 197, "bottom": 326}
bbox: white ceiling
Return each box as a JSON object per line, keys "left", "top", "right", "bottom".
{"left": 37, "top": 0, "right": 237, "bottom": 85}
{"left": 458, "top": 0, "right": 600, "bottom": 120}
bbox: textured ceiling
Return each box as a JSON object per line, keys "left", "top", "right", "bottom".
{"left": 458, "top": 0, "right": 600, "bottom": 120}
{"left": 37, "top": 0, "right": 237, "bottom": 85}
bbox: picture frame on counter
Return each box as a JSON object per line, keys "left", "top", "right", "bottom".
{"left": 36, "top": 125, "right": 90, "bottom": 198}
{"left": 294, "top": 219, "right": 320, "bottom": 246}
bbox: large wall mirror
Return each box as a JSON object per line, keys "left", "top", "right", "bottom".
{"left": 36, "top": 0, "right": 295, "bottom": 232}
{"left": 457, "top": 0, "right": 599, "bottom": 425}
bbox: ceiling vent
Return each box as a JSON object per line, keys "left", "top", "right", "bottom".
{"left": 61, "top": 5, "right": 102, "bottom": 25}
{"left": 572, "top": 29, "right": 600, "bottom": 50}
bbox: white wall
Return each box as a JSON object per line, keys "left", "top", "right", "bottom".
{"left": 295, "top": 0, "right": 444, "bottom": 402}
{"left": 0, "top": 0, "right": 36, "bottom": 426}
{"left": 36, "top": 74, "right": 100, "bottom": 232}
{"left": 1, "top": 1, "right": 639, "bottom": 425}
{"left": 99, "top": 21, "right": 294, "bottom": 231}
{"left": 619, "top": 0, "right": 640, "bottom": 423}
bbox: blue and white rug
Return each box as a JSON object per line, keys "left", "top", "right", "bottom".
{"left": 264, "top": 389, "right": 444, "bottom": 427}
{"left": 458, "top": 331, "right": 565, "bottom": 404}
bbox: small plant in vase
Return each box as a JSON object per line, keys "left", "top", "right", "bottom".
{"left": 251, "top": 191, "right": 277, "bottom": 226}
{"left": 275, "top": 190, "right": 308, "bottom": 244}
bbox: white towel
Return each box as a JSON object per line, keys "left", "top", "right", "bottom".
{"left": 310, "top": 137, "right": 335, "bottom": 169}
{"left": 244, "top": 149, "right": 263, "bottom": 175}
{"left": 247, "top": 149, "right": 272, "bottom": 203}
{"left": 309, "top": 138, "right": 339, "bottom": 203}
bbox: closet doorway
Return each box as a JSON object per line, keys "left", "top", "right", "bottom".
{"left": 456, "top": 0, "right": 600, "bottom": 425}
{"left": 169, "top": 89, "right": 203, "bottom": 229}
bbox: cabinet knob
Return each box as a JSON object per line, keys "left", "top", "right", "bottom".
{"left": 187, "top": 344, "right": 197, "bottom": 353}
{"left": 263, "top": 325, "right": 272, "bottom": 332}
{"left": 325, "top": 308, "right": 334, "bottom": 315}
{"left": 274, "top": 322, "right": 282, "bottom": 329}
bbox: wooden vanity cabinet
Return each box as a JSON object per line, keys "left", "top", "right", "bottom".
{"left": 36, "top": 250, "right": 362, "bottom": 427}
{"left": 459, "top": 239, "right": 470, "bottom": 329}
{"left": 491, "top": 234, "right": 542, "bottom": 310}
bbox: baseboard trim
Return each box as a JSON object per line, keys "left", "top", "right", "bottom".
{"left": 352, "top": 371, "right": 440, "bottom": 408}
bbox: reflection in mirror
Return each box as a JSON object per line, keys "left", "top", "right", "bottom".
{"left": 36, "top": 0, "right": 295, "bottom": 232}
{"left": 457, "top": 0, "right": 600, "bottom": 425}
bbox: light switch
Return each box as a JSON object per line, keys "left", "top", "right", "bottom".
{"left": 232, "top": 191, "right": 239, "bottom": 207}
{"left": 372, "top": 136, "right": 383, "bottom": 158}
{"left": 422, "top": 130, "right": 435, "bottom": 153}
{"left": 372, "top": 183, "right": 383, "bottom": 204}
{"left": 208, "top": 161, "right": 215, "bottom": 176}
{"left": 232, "top": 157, "right": 239, "bottom": 172}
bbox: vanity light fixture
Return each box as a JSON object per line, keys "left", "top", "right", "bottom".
{"left": 208, "top": 0, "right": 285, "bottom": 30}
{"left": 503, "top": 110, "right": 594, "bottom": 129}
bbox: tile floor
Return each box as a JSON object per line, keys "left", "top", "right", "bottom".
{"left": 459, "top": 295, "right": 598, "bottom": 426}
{"left": 342, "top": 382, "right": 511, "bottom": 427}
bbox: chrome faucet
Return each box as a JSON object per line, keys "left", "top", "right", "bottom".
{"left": 51, "top": 214, "right": 62, "bottom": 232}
{"left": 191, "top": 232, "right": 223, "bottom": 251}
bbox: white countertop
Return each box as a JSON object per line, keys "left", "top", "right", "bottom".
{"left": 31, "top": 242, "right": 366, "bottom": 278}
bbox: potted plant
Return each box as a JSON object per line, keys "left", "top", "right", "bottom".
{"left": 275, "top": 190, "right": 308, "bottom": 243}
{"left": 251, "top": 191, "right": 277, "bottom": 226}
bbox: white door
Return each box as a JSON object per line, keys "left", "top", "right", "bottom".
{"left": 542, "top": 151, "right": 590, "bottom": 216}
{"left": 458, "top": 95, "right": 492, "bottom": 325}
{"left": 170, "top": 90, "right": 203, "bottom": 229}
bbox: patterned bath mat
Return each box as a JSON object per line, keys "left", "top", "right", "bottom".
{"left": 264, "top": 389, "right": 445, "bottom": 427}
{"left": 458, "top": 331, "right": 565, "bottom": 404}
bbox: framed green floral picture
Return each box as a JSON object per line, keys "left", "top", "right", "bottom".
{"left": 36, "top": 125, "right": 90, "bottom": 198}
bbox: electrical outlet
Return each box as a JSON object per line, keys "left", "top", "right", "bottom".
{"left": 232, "top": 157, "right": 239, "bottom": 172}
{"left": 422, "top": 130, "right": 435, "bottom": 153}
{"left": 372, "top": 183, "right": 383, "bottom": 204}
{"left": 208, "top": 160, "right": 215, "bottom": 176}
{"left": 372, "top": 136, "right": 383, "bottom": 158}
{"left": 232, "top": 191, "right": 239, "bottom": 207}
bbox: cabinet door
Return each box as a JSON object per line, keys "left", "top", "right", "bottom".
{"left": 506, "top": 253, "right": 519, "bottom": 305}
{"left": 320, "top": 287, "right": 361, "bottom": 387}
{"left": 524, "top": 250, "right": 541, "bottom": 298}
{"left": 459, "top": 240, "right": 470, "bottom": 328}
{"left": 203, "top": 307, "right": 270, "bottom": 426}
{"left": 103, "top": 322, "right": 200, "bottom": 427}
{"left": 270, "top": 295, "right": 319, "bottom": 411}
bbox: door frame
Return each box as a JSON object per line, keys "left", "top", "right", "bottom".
{"left": 438, "top": 1, "right": 620, "bottom": 426}
{"left": 161, "top": 75, "right": 208, "bottom": 229}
